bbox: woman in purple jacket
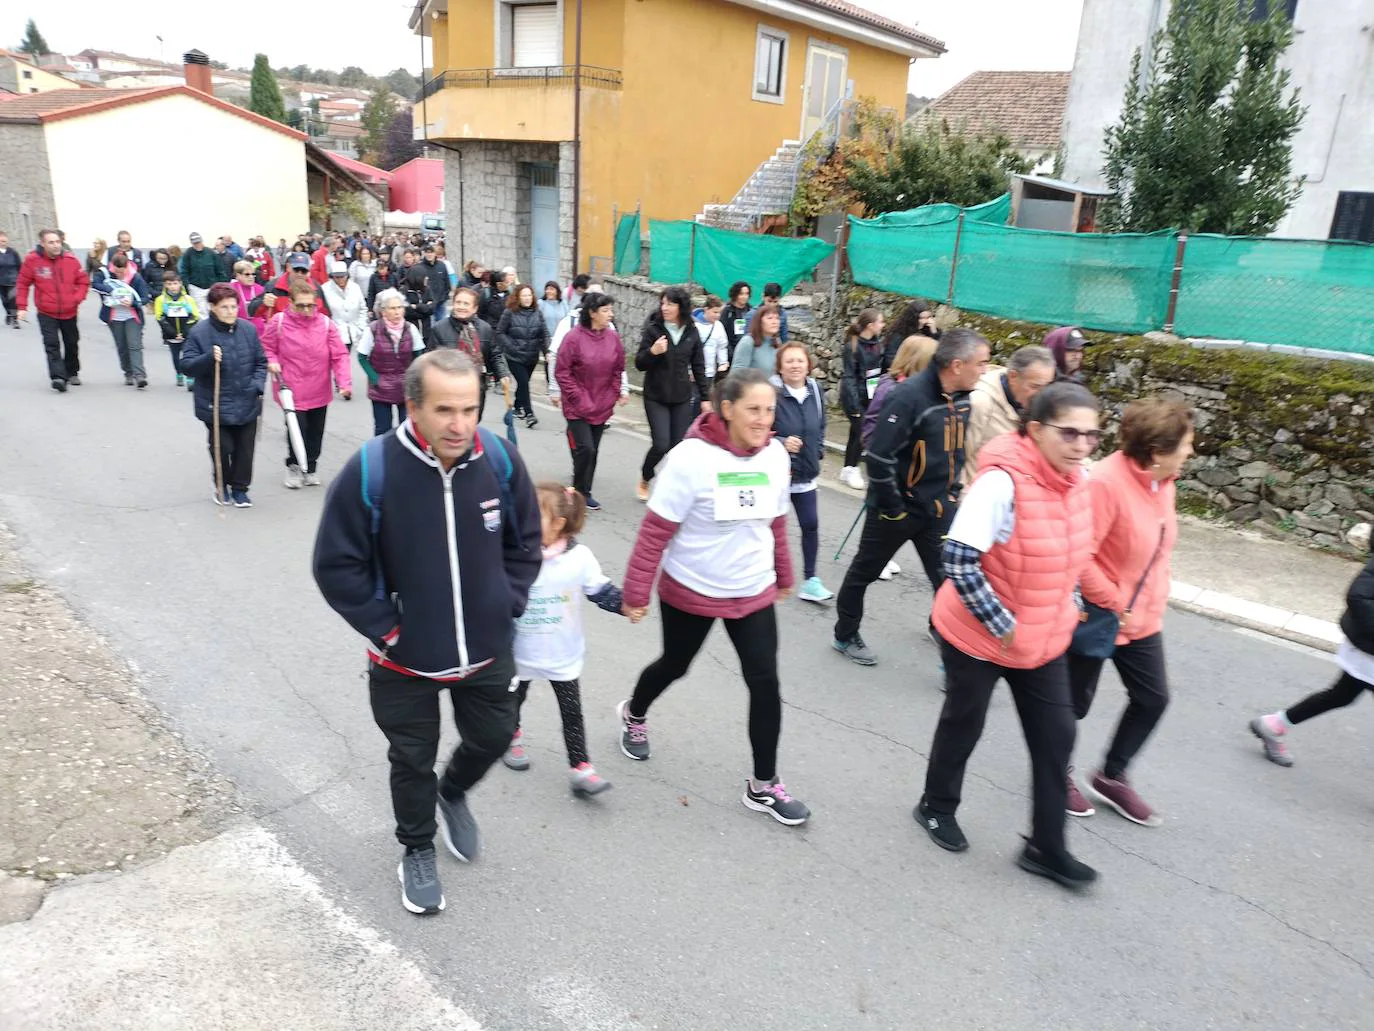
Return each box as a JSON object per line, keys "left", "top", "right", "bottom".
{"left": 359, "top": 288, "right": 425, "bottom": 435}
{"left": 552, "top": 292, "right": 628, "bottom": 512}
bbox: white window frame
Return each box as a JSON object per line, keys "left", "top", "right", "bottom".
{"left": 494, "top": 0, "right": 564, "bottom": 71}
{"left": 752, "top": 24, "right": 789, "bottom": 105}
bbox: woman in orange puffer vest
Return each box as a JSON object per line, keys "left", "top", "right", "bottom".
{"left": 917, "top": 382, "right": 1101, "bottom": 891}
{"left": 1067, "top": 399, "right": 1193, "bottom": 828}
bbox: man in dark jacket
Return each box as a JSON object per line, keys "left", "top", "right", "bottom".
{"left": 313, "top": 348, "right": 541, "bottom": 916}
{"left": 429, "top": 286, "right": 510, "bottom": 420}
{"left": 419, "top": 243, "right": 451, "bottom": 316}
{"left": 480, "top": 267, "right": 514, "bottom": 327}
{"left": 179, "top": 232, "right": 226, "bottom": 309}
{"left": 16, "top": 229, "right": 91, "bottom": 391}
{"left": 832, "top": 328, "right": 989, "bottom": 666}
{"left": 0, "top": 230, "right": 22, "bottom": 328}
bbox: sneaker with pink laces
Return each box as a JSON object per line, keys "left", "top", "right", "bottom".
{"left": 570, "top": 762, "right": 612, "bottom": 796}
{"left": 1066, "top": 770, "right": 1095, "bottom": 817}
{"left": 502, "top": 730, "right": 530, "bottom": 771}
{"left": 1087, "top": 770, "right": 1162, "bottom": 827}
{"left": 617, "top": 699, "right": 650, "bottom": 760}
{"left": 1250, "top": 714, "right": 1294, "bottom": 767}
{"left": 742, "top": 778, "right": 810, "bottom": 825}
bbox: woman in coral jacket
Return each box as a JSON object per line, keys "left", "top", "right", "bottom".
{"left": 261, "top": 282, "right": 352, "bottom": 489}
{"left": 917, "top": 381, "right": 1101, "bottom": 891}
{"left": 1067, "top": 398, "right": 1193, "bottom": 827}
{"left": 617, "top": 369, "right": 809, "bottom": 827}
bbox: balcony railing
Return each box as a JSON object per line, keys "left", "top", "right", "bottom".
{"left": 418, "top": 66, "right": 623, "bottom": 100}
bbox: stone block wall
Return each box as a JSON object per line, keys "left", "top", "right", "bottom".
{"left": 0, "top": 124, "right": 59, "bottom": 245}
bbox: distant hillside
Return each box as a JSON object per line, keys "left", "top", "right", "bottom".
{"left": 906, "top": 93, "right": 932, "bottom": 119}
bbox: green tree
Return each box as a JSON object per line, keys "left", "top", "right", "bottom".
{"left": 1101, "top": 0, "right": 1305, "bottom": 235}
{"left": 339, "top": 65, "right": 368, "bottom": 89}
{"left": 249, "top": 54, "right": 288, "bottom": 124}
{"left": 845, "top": 118, "right": 1030, "bottom": 216}
{"left": 18, "top": 19, "right": 49, "bottom": 57}
{"left": 288, "top": 65, "right": 310, "bottom": 83}
{"left": 385, "top": 67, "right": 420, "bottom": 100}
{"left": 382, "top": 108, "right": 423, "bottom": 170}
{"left": 359, "top": 86, "right": 398, "bottom": 165}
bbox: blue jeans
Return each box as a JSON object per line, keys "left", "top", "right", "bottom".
{"left": 372, "top": 400, "right": 404, "bottom": 436}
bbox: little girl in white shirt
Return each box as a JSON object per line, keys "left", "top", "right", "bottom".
{"left": 507, "top": 482, "right": 624, "bottom": 795}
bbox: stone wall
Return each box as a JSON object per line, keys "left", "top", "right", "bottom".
{"left": 0, "top": 124, "right": 58, "bottom": 244}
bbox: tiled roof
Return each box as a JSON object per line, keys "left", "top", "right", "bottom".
{"left": 0, "top": 87, "right": 305, "bottom": 141}
{"left": 796, "top": 0, "right": 946, "bottom": 51}
{"left": 325, "top": 152, "right": 394, "bottom": 184}
{"left": 917, "top": 71, "right": 1071, "bottom": 150}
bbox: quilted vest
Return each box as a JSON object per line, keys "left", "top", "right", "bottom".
{"left": 933, "top": 432, "right": 1094, "bottom": 670}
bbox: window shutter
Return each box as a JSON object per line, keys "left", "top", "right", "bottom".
{"left": 1329, "top": 192, "right": 1374, "bottom": 244}
{"left": 513, "top": 5, "right": 561, "bottom": 68}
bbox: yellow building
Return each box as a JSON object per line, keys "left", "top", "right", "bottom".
{"left": 409, "top": 0, "right": 943, "bottom": 284}
{"left": 0, "top": 51, "right": 83, "bottom": 95}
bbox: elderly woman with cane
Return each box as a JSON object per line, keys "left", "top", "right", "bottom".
{"left": 180, "top": 283, "right": 267, "bottom": 507}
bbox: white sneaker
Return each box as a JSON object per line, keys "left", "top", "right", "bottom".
{"left": 284, "top": 468, "right": 304, "bottom": 489}
{"left": 878, "top": 560, "right": 900, "bottom": 581}
{"left": 840, "top": 466, "right": 866, "bottom": 490}
{"left": 304, "top": 472, "right": 322, "bottom": 487}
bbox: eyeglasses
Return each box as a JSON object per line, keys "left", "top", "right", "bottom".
{"left": 1046, "top": 425, "right": 1103, "bottom": 446}
{"left": 291, "top": 303, "right": 316, "bottom": 312}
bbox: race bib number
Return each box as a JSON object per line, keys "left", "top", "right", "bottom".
{"left": 734, "top": 318, "right": 746, "bottom": 336}
{"left": 714, "top": 471, "right": 770, "bottom": 521}
{"left": 165, "top": 304, "right": 189, "bottom": 317}
{"left": 865, "top": 367, "right": 882, "bottom": 396}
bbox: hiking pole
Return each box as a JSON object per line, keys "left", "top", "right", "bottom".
{"left": 833, "top": 503, "right": 865, "bottom": 561}
{"left": 212, "top": 351, "right": 226, "bottom": 515}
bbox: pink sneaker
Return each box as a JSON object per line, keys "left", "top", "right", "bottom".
{"left": 502, "top": 730, "right": 530, "bottom": 771}
{"left": 1087, "top": 770, "right": 1162, "bottom": 827}
{"left": 1066, "top": 771, "right": 1094, "bottom": 817}
{"left": 570, "top": 762, "right": 612, "bottom": 796}
{"left": 1250, "top": 714, "right": 1293, "bottom": 767}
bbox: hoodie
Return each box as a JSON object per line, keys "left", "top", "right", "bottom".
{"left": 623, "top": 412, "right": 794, "bottom": 618}
{"left": 1043, "top": 326, "right": 1087, "bottom": 383}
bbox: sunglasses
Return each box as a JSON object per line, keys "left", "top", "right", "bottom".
{"left": 291, "top": 267, "right": 310, "bottom": 273}
{"left": 1045, "top": 425, "right": 1103, "bottom": 446}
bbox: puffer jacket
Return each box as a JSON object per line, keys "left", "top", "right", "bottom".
{"left": 91, "top": 267, "right": 152, "bottom": 324}
{"left": 428, "top": 314, "right": 509, "bottom": 383}
{"left": 1340, "top": 553, "right": 1374, "bottom": 655}
{"left": 635, "top": 313, "right": 707, "bottom": 405}
{"left": 180, "top": 316, "right": 267, "bottom": 426}
{"left": 496, "top": 304, "right": 550, "bottom": 367}
{"left": 840, "top": 335, "right": 887, "bottom": 416}
{"left": 771, "top": 376, "right": 826, "bottom": 485}
{"left": 361, "top": 317, "right": 424, "bottom": 406}
{"left": 556, "top": 325, "right": 626, "bottom": 424}
{"left": 16, "top": 249, "right": 90, "bottom": 319}
{"left": 0, "top": 246, "right": 21, "bottom": 288}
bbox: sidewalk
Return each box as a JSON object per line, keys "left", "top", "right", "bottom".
{"left": 550, "top": 382, "right": 1359, "bottom": 653}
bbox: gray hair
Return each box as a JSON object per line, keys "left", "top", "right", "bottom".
{"left": 1007, "top": 344, "right": 1056, "bottom": 376}
{"left": 933, "top": 327, "right": 989, "bottom": 370}
{"left": 373, "top": 287, "right": 406, "bottom": 319}
{"left": 404, "top": 349, "right": 480, "bottom": 405}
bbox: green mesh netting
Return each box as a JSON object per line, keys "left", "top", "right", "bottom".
{"left": 862, "top": 193, "right": 1012, "bottom": 228}
{"left": 1173, "top": 235, "right": 1374, "bottom": 356}
{"left": 613, "top": 212, "right": 641, "bottom": 276}
{"left": 648, "top": 221, "right": 835, "bottom": 297}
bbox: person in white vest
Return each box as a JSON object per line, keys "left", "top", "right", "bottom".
{"left": 323, "top": 261, "right": 368, "bottom": 350}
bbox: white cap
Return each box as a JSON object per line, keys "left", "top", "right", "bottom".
{"left": 329, "top": 260, "right": 349, "bottom": 276}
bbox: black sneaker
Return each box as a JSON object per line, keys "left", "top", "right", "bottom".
{"left": 743, "top": 778, "right": 810, "bottom": 826}
{"left": 524, "top": 412, "right": 538, "bottom": 429}
{"left": 398, "top": 846, "right": 445, "bottom": 915}
{"left": 1017, "top": 841, "right": 1098, "bottom": 891}
{"left": 617, "top": 699, "right": 650, "bottom": 760}
{"left": 915, "top": 799, "right": 968, "bottom": 852}
{"left": 832, "top": 634, "right": 877, "bottom": 666}
{"left": 436, "top": 791, "right": 479, "bottom": 862}
{"left": 50, "top": 378, "right": 67, "bottom": 393}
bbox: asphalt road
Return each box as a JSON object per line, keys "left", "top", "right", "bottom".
{"left": 1, "top": 301, "right": 1371, "bottom": 1030}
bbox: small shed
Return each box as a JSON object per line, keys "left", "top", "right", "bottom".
{"left": 1011, "top": 175, "right": 1113, "bottom": 233}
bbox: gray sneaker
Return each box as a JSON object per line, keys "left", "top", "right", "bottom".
{"left": 436, "top": 792, "right": 479, "bottom": 862}
{"left": 398, "top": 847, "right": 445, "bottom": 915}
{"left": 833, "top": 634, "right": 877, "bottom": 666}
{"left": 617, "top": 699, "right": 650, "bottom": 760}
{"left": 743, "top": 778, "right": 810, "bottom": 826}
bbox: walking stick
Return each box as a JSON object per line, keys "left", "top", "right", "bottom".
{"left": 212, "top": 351, "right": 226, "bottom": 513}
{"left": 833, "top": 504, "right": 865, "bottom": 561}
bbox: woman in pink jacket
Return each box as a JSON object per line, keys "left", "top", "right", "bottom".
{"left": 552, "top": 292, "right": 627, "bottom": 511}
{"left": 1068, "top": 398, "right": 1192, "bottom": 827}
{"left": 262, "top": 282, "right": 352, "bottom": 488}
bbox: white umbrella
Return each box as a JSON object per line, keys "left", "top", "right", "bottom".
{"left": 277, "top": 375, "right": 309, "bottom": 471}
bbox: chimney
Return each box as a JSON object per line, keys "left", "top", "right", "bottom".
{"left": 183, "top": 49, "right": 212, "bottom": 95}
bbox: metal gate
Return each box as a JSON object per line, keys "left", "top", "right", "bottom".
{"left": 530, "top": 164, "right": 560, "bottom": 289}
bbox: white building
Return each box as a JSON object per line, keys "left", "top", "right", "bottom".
{"left": 1060, "top": 0, "right": 1374, "bottom": 242}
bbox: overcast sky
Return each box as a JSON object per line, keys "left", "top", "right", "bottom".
{"left": 3, "top": 0, "right": 1083, "bottom": 97}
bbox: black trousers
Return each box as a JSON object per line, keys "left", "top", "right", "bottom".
{"left": 515, "top": 678, "right": 590, "bottom": 767}
{"left": 284, "top": 406, "right": 328, "bottom": 474}
{"left": 38, "top": 313, "right": 80, "bottom": 381}
{"left": 1, "top": 285, "right": 16, "bottom": 319}
{"left": 206, "top": 420, "right": 258, "bottom": 491}
{"left": 1287, "top": 671, "right": 1372, "bottom": 724}
{"left": 1069, "top": 631, "right": 1169, "bottom": 779}
{"left": 566, "top": 418, "right": 605, "bottom": 496}
{"left": 629, "top": 600, "right": 782, "bottom": 781}
{"left": 368, "top": 652, "right": 518, "bottom": 850}
{"left": 507, "top": 358, "right": 535, "bottom": 415}
{"left": 641, "top": 398, "right": 693, "bottom": 482}
{"left": 833, "top": 507, "right": 949, "bottom": 641}
{"left": 844, "top": 414, "right": 864, "bottom": 466}
{"left": 924, "top": 643, "right": 1076, "bottom": 855}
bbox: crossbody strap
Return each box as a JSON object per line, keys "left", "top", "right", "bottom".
{"left": 1125, "top": 524, "right": 1167, "bottom": 614}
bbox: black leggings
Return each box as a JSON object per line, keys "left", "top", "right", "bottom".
{"left": 514, "top": 678, "right": 590, "bottom": 767}
{"left": 566, "top": 418, "right": 605, "bottom": 496}
{"left": 642, "top": 398, "right": 693, "bottom": 482}
{"left": 1286, "top": 672, "right": 1372, "bottom": 724}
{"left": 284, "top": 405, "right": 328, "bottom": 474}
{"left": 844, "top": 413, "right": 864, "bottom": 467}
{"left": 629, "top": 600, "right": 782, "bottom": 781}
{"left": 1069, "top": 632, "right": 1169, "bottom": 780}
{"left": 791, "top": 490, "right": 819, "bottom": 580}
{"left": 508, "top": 358, "right": 535, "bottom": 415}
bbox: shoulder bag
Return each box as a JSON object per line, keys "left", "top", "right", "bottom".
{"left": 1070, "top": 524, "right": 1166, "bottom": 660}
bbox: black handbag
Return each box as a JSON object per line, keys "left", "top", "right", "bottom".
{"left": 1070, "top": 525, "right": 1166, "bottom": 660}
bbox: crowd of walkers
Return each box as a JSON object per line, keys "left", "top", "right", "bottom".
{"left": 9, "top": 223, "right": 1369, "bottom": 914}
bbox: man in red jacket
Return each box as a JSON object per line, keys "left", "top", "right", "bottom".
{"left": 17, "top": 229, "right": 91, "bottom": 392}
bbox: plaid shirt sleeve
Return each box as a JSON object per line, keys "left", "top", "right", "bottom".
{"left": 942, "top": 538, "right": 1015, "bottom": 639}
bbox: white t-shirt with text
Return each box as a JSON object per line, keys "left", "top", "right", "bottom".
{"left": 514, "top": 543, "right": 611, "bottom": 681}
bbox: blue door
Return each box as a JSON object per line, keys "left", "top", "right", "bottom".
{"left": 531, "top": 164, "right": 559, "bottom": 288}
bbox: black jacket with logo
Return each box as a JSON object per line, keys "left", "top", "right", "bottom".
{"left": 864, "top": 363, "right": 972, "bottom": 521}
{"left": 635, "top": 313, "right": 707, "bottom": 405}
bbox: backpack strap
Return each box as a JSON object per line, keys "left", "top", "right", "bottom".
{"left": 475, "top": 426, "right": 527, "bottom": 552}
{"left": 359, "top": 435, "right": 388, "bottom": 600}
